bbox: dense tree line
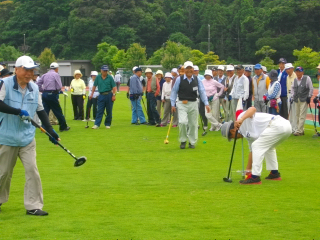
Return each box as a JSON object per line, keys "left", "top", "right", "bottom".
{"left": 0, "top": 0, "right": 320, "bottom": 69}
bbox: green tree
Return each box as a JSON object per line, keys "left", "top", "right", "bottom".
{"left": 125, "top": 43, "right": 147, "bottom": 68}
{"left": 38, "top": 48, "right": 56, "bottom": 72}
{"left": 169, "top": 32, "right": 193, "bottom": 47}
{"left": 293, "top": 47, "right": 320, "bottom": 70}
{"left": 0, "top": 44, "right": 23, "bottom": 61}
{"left": 161, "top": 41, "right": 184, "bottom": 70}
{"left": 190, "top": 50, "right": 206, "bottom": 70}
{"left": 203, "top": 51, "right": 226, "bottom": 66}
{"left": 260, "top": 57, "right": 277, "bottom": 72}
{"left": 148, "top": 48, "right": 164, "bottom": 65}
{"left": 111, "top": 50, "right": 126, "bottom": 70}
{"left": 255, "top": 46, "right": 277, "bottom": 58}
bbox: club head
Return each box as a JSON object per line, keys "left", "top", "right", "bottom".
{"left": 202, "top": 131, "right": 207, "bottom": 136}
{"left": 85, "top": 126, "right": 89, "bottom": 128}
{"left": 164, "top": 139, "right": 169, "bottom": 144}
{"left": 74, "top": 156, "right": 87, "bottom": 167}
{"left": 312, "top": 134, "right": 319, "bottom": 138}
{"left": 223, "top": 177, "right": 232, "bottom": 183}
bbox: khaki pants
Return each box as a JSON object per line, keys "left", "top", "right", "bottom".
{"left": 0, "top": 139, "right": 44, "bottom": 210}
{"left": 49, "top": 110, "right": 58, "bottom": 125}
{"left": 161, "top": 99, "right": 171, "bottom": 125}
{"left": 288, "top": 95, "right": 296, "bottom": 132}
{"left": 254, "top": 100, "right": 267, "bottom": 113}
{"left": 177, "top": 101, "right": 198, "bottom": 145}
{"left": 294, "top": 99, "right": 308, "bottom": 134}
{"left": 205, "top": 100, "right": 220, "bottom": 128}
{"left": 212, "top": 98, "right": 220, "bottom": 124}
{"left": 230, "top": 99, "right": 239, "bottom": 121}
{"left": 157, "top": 100, "right": 162, "bottom": 119}
{"left": 219, "top": 98, "right": 227, "bottom": 121}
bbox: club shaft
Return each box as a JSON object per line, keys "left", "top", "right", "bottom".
{"left": 226, "top": 130, "right": 238, "bottom": 179}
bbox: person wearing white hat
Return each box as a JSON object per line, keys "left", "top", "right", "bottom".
{"left": 84, "top": 71, "right": 99, "bottom": 121}
{"left": 224, "top": 65, "right": 236, "bottom": 121}
{"left": 160, "top": 72, "right": 177, "bottom": 126}
{"left": 215, "top": 65, "right": 227, "bottom": 122}
{"left": 70, "top": 70, "right": 86, "bottom": 120}
{"left": 193, "top": 65, "right": 204, "bottom": 81}
{"left": 202, "top": 69, "right": 224, "bottom": 131}
{"left": 156, "top": 70, "right": 165, "bottom": 120}
{"left": 262, "top": 66, "right": 267, "bottom": 74}
{"left": 145, "top": 68, "right": 161, "bottom": 126}
{"left": 37, "top": 61, "right": 70, "bottom": 131}
{"left": 0, "top": 56, "right": 60, "bottom": 215}
{"left": 114, "top": 71, "right": 122, "bottom": 93}
{"left": 221, "top": 107, "right": 292, "bottom": 184}
{"left": 285, "top": 63, "right": 297, "bottom": 132}
{"left": 170, "top": 61, "right": 210, "bottom": 149}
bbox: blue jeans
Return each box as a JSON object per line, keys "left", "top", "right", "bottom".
{"left": 94, "top": 93, "right": 114, "bottom": 127}
{"left": 86, "top": 97, "right": 98, "bottom": 119}
{"left": 146, "top": 92, "right": 160, "bottom": 124}
{"left": 130, "top": 97, "right": 146, "bottom": 124}
{"left": 42, "top": 92, "right": 67, "bottom": 130}
{"left": 269, "top": 102, "right": 282, "bottom": 115}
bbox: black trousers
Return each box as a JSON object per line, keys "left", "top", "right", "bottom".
{"left": 71, "top": 94, "right": 84, "bottom": 120}
{"left": 279, "top": 97, "right": 288, "bottom": 119}
{"left": 146, "top": 92, "right": 160, "bottom": 124}
{"left": 85, "top": 97, "right": 98, "bottom": 119}
{"left": 199, "top": 100, "right": 208, "bottom": 127}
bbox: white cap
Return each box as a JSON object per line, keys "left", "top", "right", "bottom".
{"left": 194, "top": 65, "right": 199, "bottom": 71}
{"left": 285, "top": 63, "right": 294, "bottom": 69}
{"left": 145, "top": 68, "right": 153, "bottom": 74}
{"left": 204, "top": 69, "right": 213, "bottom": 78}
{"left": 132, "top": 66, "right": 138, "bottom": 71}
{"left": 15, "top": 56, "right": 38, "bottom": 69}
{"left": 184, "top": 61, "right": 194, "bottom": 68}
{"left": 164, "top": 72, "right": 173, "bottom": 79}
{"left": 171, "top": 68, "right": 178, "bottom": 74}
{"left": 156, "top": 70, "right": 163, "bottom": 75}
{"left": 317, "top": 63, "right": 320, "bottom": 69}
{"left": 226, "top": 65, "right": 234, "bottom": 71}
{"left": 91, "top": 71, "right": 98, "bottom": 76}
{"left": 262, "top": 66, "right": 267, "bottom": 72}
{"left": 116, "top": 71, "right": 120, "bottom": 74}
{"left": 50, "top": 62, "right": 59, "bottom": 69}
{"left": 218, "top": 65, "right": 225, "bottom": 71}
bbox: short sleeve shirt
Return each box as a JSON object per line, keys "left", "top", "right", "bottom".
{"left": 94, "top": 74, "right": 116, "bottom": 93}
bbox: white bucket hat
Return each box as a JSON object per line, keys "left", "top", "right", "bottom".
{"left": 285, "top": 63, "right": 294, "bottom": 69}
{"left": 184, "top": 61, "right": 194, "bottom": 68}
{"left": 226, "top": 65, "right": 234, "bottom": 71}
{"left": 156, "top": 70, "right": 163, "bottom": 76}
{"left": 204, "top": 69, "right": 213, "bottom": 78}
{"left": 145, "top": 68, "right": 153, "bottom": 74}
{"left": 164, "top": 72, "right": 173, "bottom": 79}
{"left": 74, "top": 70, "right": 82, "bottom": 77}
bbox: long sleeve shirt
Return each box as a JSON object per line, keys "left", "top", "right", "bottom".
{"left": 265, "top": 81, "right": 281, "bottom": 100}
{"left": 129, "top": 74, "right": 143, "bottom": 94}
{"left": 114, "top": 74, "right": 121, "bottom": 83}
{"left": 201, "top": 78, "right": 224, "bottom": 100}
{"left": 230, "top": 74, "right": 249, "bottom": 100}
{"left": 161, "top": 81, "right": 172, "bottom": 100}
{"left": 286, "top": 72, "right": 297, "bottom": 95}
{"left": 170, "top": 74, "right": 209, "bottom": 106}
{"left": 88, "top": 79, "right": 99, "bottom": 98}
{"left": 291, "top": 75, "right": 313, "bottom": 97}
{"left": 70, "top": 78, "right": 86, "bottom": 95}
{"left": 146, "top": 77, "right": 160, "bottom": 96}
{"left": 37, "top": 69, "right": 62, "bottom": 92}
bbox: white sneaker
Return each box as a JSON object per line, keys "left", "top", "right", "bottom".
{"left": 215, "top": 124, "right": 222, "bottom": 131}
{"left": 203, "top": 126, "right": 208, "bottom": 130}
{"left": 82, "top": 119, "right": 88, "bottom": 122}
{"left": 92, "top": 125, "right": 99, "bottom": 129}
{"left": 106, "top": 126, "right": 111, "bottom": 129}
{"left": 90, "top": 119, "right": 95, "bottom": 122}
{"left": 210, "top": 126, "right": 216, "bottom": 131}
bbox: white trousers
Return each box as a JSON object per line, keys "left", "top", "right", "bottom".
{"left": 294, "top": 100, "right": 308, "bottom": 134}
{"left": 287, "top": 95, "right": 296, "bottom": 132}
{"left": 177, "top": 101, "right": 198, "bottom": 145}
{"left": 205, "top": 99, "right": 220, "bottom": 127}
{"left": 251, "top": 116, "right": 292, "bottom": 176}
{"left": 0, "top": 139, "right": 44, "bottom": 210}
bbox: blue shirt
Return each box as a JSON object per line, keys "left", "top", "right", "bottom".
{"left": 129, "top": 74, "right": 143, "bottom": 94}
{"left": 170, "top": 74, "right": 209, "bottom": 106}
{"left": 266, "top": 81, "right": 281, "bottom": 100}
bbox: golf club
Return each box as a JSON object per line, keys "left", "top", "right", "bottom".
{"left": 30, "top": 119, "right": 86, "bottom": 167}
{"left": 164, "top": 115, "right": 174, "bottom": 144}
{"left": 199, "top": 114, "right": 207, "bottom": 136}
{"left": 85, "top": 104, "right": 91, "bottom": 129}
{"left": 308, "top": 103, "right": 319, "bottom": 138}
{"left": 223, "top": 129, "right": 238, "bottom": 183}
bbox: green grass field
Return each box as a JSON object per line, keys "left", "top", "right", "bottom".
{"left": 0, "top": 92, "right": 319, "bottom": 240}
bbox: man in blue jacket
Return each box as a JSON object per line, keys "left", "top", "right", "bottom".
{"left": 277, "top": 58, "right": 289, "bottom": 119}
{"left": 0, "top": 56, "right": 60, "bottom": 216}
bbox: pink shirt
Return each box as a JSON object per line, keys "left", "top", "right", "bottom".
{"left": 202, "top": 78, "right": 224, "bottom": 100}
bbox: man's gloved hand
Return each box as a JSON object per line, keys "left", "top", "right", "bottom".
{"left": 63, "top": 92, "right": 68, "bottom": 97}
{"left": 228, "top": 95, "right": 232, "bottom": 101}
{"left": 19, "top": 110, "right": 31, "bottom": 121}
{"left": 47, "top": 128, "right": 59, "bottom": 145}
{"left": 306, "top": 97, "right": 311, "bottom": 104}
{"left": 313, "top": 97, "right": 319, "bottom": 104}
{"left": 127, "top": 92, "right": 129, "bottom": 99}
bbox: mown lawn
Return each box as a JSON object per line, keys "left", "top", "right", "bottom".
{"left": 0, "top": 92, "right": 319, "bottom": 240}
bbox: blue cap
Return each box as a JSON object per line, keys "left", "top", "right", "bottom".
{"left": 245, "top": 66, "right": 252, "bottom": 71}
{"left": 295, "top": 66, "right": 304, "bottom": 72}
{"left": 134, "top": 67, "right": 142, "bottom": 72}
{"left": 101, "top": 65, "right": 109, "bottom": 71}
{"left": 254, "top": 64, "right": 262, "bottom": 70}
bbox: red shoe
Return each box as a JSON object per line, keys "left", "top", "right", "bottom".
{"left": 239, "top": 175, "right": 261, "bottom": 184}
{"left": 172, "top": 125, "right": 177, "bottom": 127}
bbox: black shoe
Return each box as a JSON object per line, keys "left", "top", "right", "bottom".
{"left": 265, "top": 172, "right": 281, "bottom": 180}
{"left": 180, "top": 142, "right": 187, "bottom": 149}
{"left": 155, "top": 124, "right": 161, "bottom": 127}
{"left": 188, "top": 143, "right": 195, "bottom": 149}
{"left": 239, "top": 176, "right": 261, "bottom": 184}
{"left": 147, "top": 123, "right": 156, "bottom": 125}
{"left": 140, "top": 122, "right": 148, "bottom": 125}
{"left": 60, "top": 126, "right": 70, "bottom": 132}
{"left": 26, "top": 209, "right": 48, "bottom": 216}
